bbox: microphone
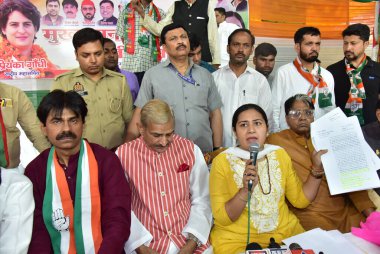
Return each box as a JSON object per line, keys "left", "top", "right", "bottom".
{"left": 288, "top": 242, "right": 316, "bottom": 254}
{"left": 245, "top": 242, "right": 262, "bottom": 251}
{"left": 248, "top": 143, "right": 260, "bottom": 191}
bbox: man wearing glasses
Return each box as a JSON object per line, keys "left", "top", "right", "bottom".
{"left": 267, "top": 94, "right": 375, "bottom": 233}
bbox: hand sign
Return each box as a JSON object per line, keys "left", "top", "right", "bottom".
{"left": 52, "top": 208, "right": 70, "bottom": 232}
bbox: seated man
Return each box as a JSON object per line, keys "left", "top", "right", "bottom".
{"left": 118, "top": 99, "right": 212, "bottom": 253}
{"left": 267, "top": 94, "right": 375, "bottom": 232}
{"left": 0, "top": 168, "right": 34, "bottom": 253}
{"left": 25, "top": 90, "right": 131, "bottom": 253}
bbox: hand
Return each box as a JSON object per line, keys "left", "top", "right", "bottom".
{"left": 52, "top": 208, "right": 70, "bottom": 231}
{"left": 130, "top": 0, "right": 145, "bottom": 17}
{"left": 243, "top": 159, "right": 259, "bottom": 192}
{"left": 178, "top": 240, "right": 197, "bottom": 254}
{"left": 135, "top": 245, "right": 159, "bottom": 254}
{"left": 311, "top": 149, "right": 328, "bottom": 172}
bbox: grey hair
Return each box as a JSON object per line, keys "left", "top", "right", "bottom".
{"left": 284, "top": 94, "right": 314, "bottom": 115}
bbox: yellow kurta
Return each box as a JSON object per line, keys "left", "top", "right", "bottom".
{"left": 267, "top": 129, "right": 376, "bottom": 233}
{"left": 209, "top": 147, "right": 309, "bottom": 254}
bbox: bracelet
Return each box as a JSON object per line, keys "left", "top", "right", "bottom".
{"left": 310, "top": 166, "right": 324, "bottom": 179}
{"left": 237, "top": 189, "right": 248, "bottom": 202}
{"left": 187, "top": 233, "right": 202, "bottom": 248}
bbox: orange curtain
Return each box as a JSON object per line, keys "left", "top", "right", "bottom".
{"left": 249, "top": 0, "right": 376, "bottom": 39}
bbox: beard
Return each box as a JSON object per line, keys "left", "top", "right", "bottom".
{"left": 300, "top": 50, "right": 319, "bottom": 63}
{"left": 344, "top": 51, "right": 360, "bottom": 62}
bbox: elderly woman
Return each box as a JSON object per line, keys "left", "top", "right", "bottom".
{"left": 209, "top": 104, "right": 326, "bottom": 253}
{"left": 0, "top": 0, "right": 57, "bottom": 79}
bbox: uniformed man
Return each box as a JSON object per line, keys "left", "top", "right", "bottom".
{"left": 51, "top": 28, "right": 133, "bottom": 150}
{"left": 0, "top": 81, "right": 50, "bottom": 171}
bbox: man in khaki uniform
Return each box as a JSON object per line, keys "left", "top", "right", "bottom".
{"left": 0, "top": 82, "right": 50, "bottom": 169}
{"left": 52, "top": 28, "right": 133, "bottom": 150}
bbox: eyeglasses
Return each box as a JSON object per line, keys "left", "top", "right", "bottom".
{"left": 288, "top": 109, "right": 314, "bottom": 119}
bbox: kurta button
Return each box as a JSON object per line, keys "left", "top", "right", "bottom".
{"left": 189, "top": 14, "right": 192, "bottom": 17}
{"left": 185, "top": 97, "right": 187, "bottom": 99}
{"left": 164, "top": 211, "right": 168, "bottom": 216}
{"left": 161, "top": 191, "right": 165, "bottom": 196}
{"left": 189, "top": 23, "right": 192, "bottom": 26}
{"left": 186, "top": 109, "right": 189, "bottom": 112}
{"left": 158, "top": 172, "right": 163, "bottom": 176}
{"left": 187, "top": 123, "right": 190, "bottom": 126}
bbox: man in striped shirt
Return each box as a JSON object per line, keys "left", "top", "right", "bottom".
{"left": 118, "top": 99, "right": 212, "bottom": 254}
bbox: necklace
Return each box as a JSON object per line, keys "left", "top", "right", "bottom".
{"left": 257, "top": 155, "right": 271, "bottom": 195}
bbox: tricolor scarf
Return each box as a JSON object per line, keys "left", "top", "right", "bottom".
{"left": 344, "top": 55, "right": 367, "bottom": 125}
{"left": 124, "top": 2, "right": 161, "bottom": 62}
{"left": 293, "top": 57, "right": 333, "bottom": 108}
{"left": 0, "top": 106, "right": 9, "bottom": 168}
{"left": 43, "top": 139, "right": 102, "bottom": 254}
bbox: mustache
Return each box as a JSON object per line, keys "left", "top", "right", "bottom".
{"left": 176, "top": 44, "right": 186, "bottom": 50}
{"left": 56, "top": 131, "right": 77, "bottom": 140}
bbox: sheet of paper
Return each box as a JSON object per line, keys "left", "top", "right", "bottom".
{"left": 283, "top": 228, "right": 363, "bottom": 254}
{"left": 311, "top": 108, "right": 380, "bottom": 195}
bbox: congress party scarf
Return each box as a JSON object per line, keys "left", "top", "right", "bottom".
{"left": 0, "top": 106, "right": 9, "bottom": 168}
{"left": 124, "top": 2, "right": 162, "bottom": 62}
{"left": 344, "top": 55, "right": 367, "bottom": 125}
{"left": 293, "top": 57, "right": 333, "bottom": 108}
{"left": 42, "top": 139, "right": 102, "bottom": 254}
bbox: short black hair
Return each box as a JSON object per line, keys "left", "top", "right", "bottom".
{"left": 0, "top": 0, "right": 41, "bottom": 38}
{"left": 284, "top": 94, "right": 314, "bottom": 115}
{"left": 232, "top": 104, "right": 268, "bottom": 131}
{"left": 254, "top": 42, "right": 277, "bottom": 57}
{"left": 46, "top": 0, "right": 60, "bottom": 6}
{"left": 72, "top": 28, "right": 104, "bottom": 51}
{"left": 103, "top": 37, "right": 115, "bottom": 47}
{"left": 294, "top": 27, "right": 320, "bottom": 44}
{"left": 342, "top": 23, "right": 370, "bottom": 42}
{"left": 37, "top": 90, "right": 88, "bottom": 126}
{"left": 228, "top": 28, "right": 255, "bottom": 46}
{"left": 214, "top": 7, "right": 226, "bottom": 16}
{"left": 160, "top": 23, "right": 188, "bottom": 45}
{"left": 189, "top": 33, "right": 201, "bottom": 51}
{"left": 99, "top": 0, "right": 114, "bottom": 8}
{"left": 62, "top": 0, "right": 78, "bottom": 8}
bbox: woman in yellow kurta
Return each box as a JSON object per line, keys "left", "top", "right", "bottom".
{"left": 210, "top": 104, "right": 326, "bottom": 254}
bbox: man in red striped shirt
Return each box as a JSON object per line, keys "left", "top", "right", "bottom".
{"left": 117, "top": 99, "right": 212, "bottom": 254}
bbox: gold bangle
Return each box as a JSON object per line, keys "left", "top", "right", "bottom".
{"left": 310, "top": 167, "right": 324, "bottom": 179}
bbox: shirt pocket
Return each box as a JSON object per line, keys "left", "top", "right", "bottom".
{"left": 108, "top": 92, "right": 122, "bottom": 114}
{"left": 241, "top": 91, "right": 258, "bottom": 105}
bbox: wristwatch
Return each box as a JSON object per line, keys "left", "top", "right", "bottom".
{"left": 187, "top": 233, "right": 202, "bottom": 248}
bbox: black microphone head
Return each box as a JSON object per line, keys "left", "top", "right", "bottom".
{"left": 289, "top": 242, "right": 303, "bottom": 250}
{"left": 249, "top": 143, "right": 260, "bottom": 153}
{"left": 245, "top": 242, "right": 262, "bottom": 250}
{"left": 268, "top": 237, "right": 281, "bottom": 248}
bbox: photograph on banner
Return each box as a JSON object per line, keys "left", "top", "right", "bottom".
{"left": 0, "top": 0, "right": 122, "bottom": 80}
{"left": 215, "top": 0, "right": 249, "bottom": 28}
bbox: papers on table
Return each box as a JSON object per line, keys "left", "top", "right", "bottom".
{"left": 283, "top": 228, "right": 365, "bottom": 254}
{"left": 310, "top": 108, "right": 380, "bottom": 195}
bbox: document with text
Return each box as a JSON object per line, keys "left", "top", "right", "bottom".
{"left": 311, "top": 108, "right": 380, "bottom": 195}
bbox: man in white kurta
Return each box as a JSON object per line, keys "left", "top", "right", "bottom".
{"left": 271, "top": 26, "right": 335, "bottom": 132}
{"left": 0, "top": 168, "right": 34, "bottom": 254}
{"left": 213, "top": 28, "right": 273, "bottom": 147}
{"left": 117, "top": 99, "right": 212, "bottom": 254}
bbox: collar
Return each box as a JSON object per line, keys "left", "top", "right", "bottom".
{"left": 223, "top": 144, "right": 281, "bottom": 160}
{"left": 73, "top": 67, "right": 108, "bottom": 78}
{"left": 224, "top": 64, "right": 255, "bottom": 74}
{"left": 163, "top": 58, "right": 195, "bottom": 75}
{"left": 286, "top": 129, "right": 314, "bottom": 151}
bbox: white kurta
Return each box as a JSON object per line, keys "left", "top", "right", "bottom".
{"left": 213, "top": 65, "right": 274, "bottom": 147}
{"left": 0, "top": 168, "right": 34, "bottom": 254}
{"left": 271, "top": 62, "right": 336, "bottom": 132}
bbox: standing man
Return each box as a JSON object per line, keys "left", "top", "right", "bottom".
{"left": 119, "top": 99, "right": 212, "bottom": 254}
{"left": 215, "top": 7, "right": 239, "bottom": 67}
{"left": 327, "top": 23, "right": 380, "bottom": 126}
{"left": 189, "top": 33, "right": 216, "bottom": 73}
{"left": 126, "top": 24, "right": 223, "bottom": 153}
{"left": 253, "top": 42, "right": 277, "bottom": 87}
{"left": 81, "top": 0, "right": 96, "bottom": 25}
{"left": 268, "top": 94, "right": 375, "bottom": 232}
{"left": 0, "top": 82, "right": 50, "bottom": 170}
{"left": 116, "top": 0, "right": 164, "bottom": 85}
{"left": 103, "top": 38, "right": 140, "bottom": 102}
{"left": 131, "top": 0, "right": 221, "bottom": 66}
{"left": 52, "top": 28, "right": 133, "bottom": 150}
{"left": 62, "top": 0, "right": 78, "bottom": 19}
{"left": 42, "top": 0, "right": 64, "bottom": 26}
{"left": 98, "top": 0, "right": 118, "bottom": 25}
{"left": 213, "top": 28, "right": 273, "bottom": 147}
{"left": 25, "top": 90, "right": 131, "bottom": 253}
{"left": 272, "top": 27, "right": 335, "bottom": 132}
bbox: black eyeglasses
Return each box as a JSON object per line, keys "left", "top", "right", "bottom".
{"left": 288, "top": 109, "right": 314, "bottom": 119}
